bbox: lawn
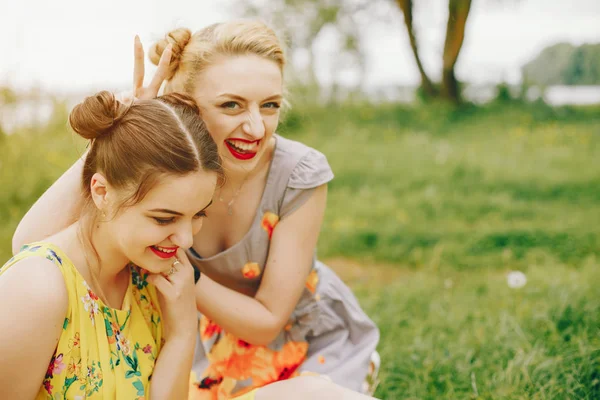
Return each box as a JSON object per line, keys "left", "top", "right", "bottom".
{"left": 1, "top": 98, "right": 599, "bottom": 398}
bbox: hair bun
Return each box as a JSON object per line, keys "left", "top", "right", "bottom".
{"left": 149, "top": 28, "right": 192, "bottom": 81}
{"left": 69, "top": 91, "right": 128, "bottom": 140}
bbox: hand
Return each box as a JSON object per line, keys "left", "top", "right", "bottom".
{"left": 146, "top": 249, "right": 197, "bottom": 341}
{"left": 117, "top": 35, "right": 172, "bottom": 104}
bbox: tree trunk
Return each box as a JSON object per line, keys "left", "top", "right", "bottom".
{"left": 396, "top": 0, "right": 437, "bottom": 97}
{"left": 441, "top": 0, "right": 472, "bottom": 103}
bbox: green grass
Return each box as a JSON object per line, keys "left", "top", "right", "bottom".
{"left": 280, "top": 100, "right": 600, "bottom": 270}
{"left": 352, "top": 260, "right": 600, "bottom": 399}
{"left": 1, "top": 99, "right": 599, "bottom": 398}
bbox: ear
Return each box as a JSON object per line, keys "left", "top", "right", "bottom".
{"left": 89, "top": 173, "right": 112, "bottom": 213}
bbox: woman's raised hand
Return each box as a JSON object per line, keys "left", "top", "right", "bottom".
{"left": 117, "top": 36, "right": 172, "bottom": 103}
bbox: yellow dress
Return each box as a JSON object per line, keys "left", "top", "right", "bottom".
{"left": 0, "top": 242, "right": 163, "bottom": 399}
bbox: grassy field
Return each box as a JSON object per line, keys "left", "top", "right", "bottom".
{"left": 1, "top": 98, "right": 599, "bottom": 398}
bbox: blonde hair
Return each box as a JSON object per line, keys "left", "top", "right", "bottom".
{"left": 149, "top": 20, "right": 286, "bottom": 95}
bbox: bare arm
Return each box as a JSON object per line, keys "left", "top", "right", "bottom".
{"left": 194, "top": 185, "right": 327, "bottom": 346}
{"left": 255, "top": 376, "right": 377, "bottom": 400}
{"left": 12, "top": 156, "right": 85, "bottom": 255}
{"left": 0, "top": 258, "right": 68, "bottom": 399}
{"left": 150, "top": 335, "right": 196, "bottom": 400}
{"left": 148, "top": 248, "right": 198, "bottom": 399}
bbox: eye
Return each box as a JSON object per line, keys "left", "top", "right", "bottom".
{"left": 262, "top": 102, "right": 281, "bottom": 109}
{"left": 153, "top": 217, "right": 175, "bottom": 225}
{"left": 193, "top": 211, "right": 208, "bottom": 219}
{"left": 221, "top": 101, "right": 240, "bottom": 110}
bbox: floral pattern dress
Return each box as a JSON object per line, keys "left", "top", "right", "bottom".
{"left": 188, "top": 135, "right": 380, "bottom": 399}
{"left": 0, "top": 242, "right": 163, "bottom": 399}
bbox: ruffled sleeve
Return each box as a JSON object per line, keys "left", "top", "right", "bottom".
{"left": 280, "top": 148, "right": 334, "bottom": 218}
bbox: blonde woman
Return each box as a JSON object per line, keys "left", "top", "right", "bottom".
{"left": 14, "top": 20, "right": 380, "bottom": 399}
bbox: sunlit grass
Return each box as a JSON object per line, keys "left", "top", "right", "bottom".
{"left": 1, "top": 99, "right": 599, "bottom": 398}
{"left": 344, "top": 259, "right": 600, "bottom": 399}
{"left": 281, "top": 101, "right": 600, "bottom": 270}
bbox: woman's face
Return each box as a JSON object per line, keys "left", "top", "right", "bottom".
{"left": 192, "top": 54, "right": 283, "bottom": 175}
{"left": 105, "top": 171, "right": 217, "bottom": 274}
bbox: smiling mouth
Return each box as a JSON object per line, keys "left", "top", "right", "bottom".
{"left": 225, "top": 139, "right": 260, "bottom": 160}
{"left": 149, "top": 245, "right": 178, "bottom": 259}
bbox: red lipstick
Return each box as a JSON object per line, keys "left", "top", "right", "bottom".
{"left": 225, "top": 139, "right": 259, "bottom": 160}
{"left": 149, "top": 245, "right": 178, "bottom": 259}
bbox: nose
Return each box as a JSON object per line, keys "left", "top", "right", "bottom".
{"left": 242, "top": 107, "right": 265, "bottom": 139}
{"left": 170, "top": 222, "right": 195, "bottom": 250}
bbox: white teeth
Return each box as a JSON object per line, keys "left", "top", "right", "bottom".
{"left": 155, "top": 246, "right": 176, "bottom": 253}
{"left": 228, "top": 140, "right": 257, "bottom": 152}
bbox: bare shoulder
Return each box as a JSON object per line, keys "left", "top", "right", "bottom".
{"left": 0, "top": 257, "right": 69, "bottom": 400}
{"left": 0, "top": 256, "right": 68, "bottom": 321}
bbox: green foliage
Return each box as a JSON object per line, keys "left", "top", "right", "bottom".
{"left": 2, "top": 97, "right": 599, "bottom": 398}
{"left": 279, "top": 100, "right": 600, "bottom": 269}
{"left": 0, "top": 101, "right": 83, "bottom": 255}
{"left": 523, "top": 42, "right": 600, "bottom": 86}
{"left": 0, "top": 86, "right": 18, "bottom": 105}
{"left": 356, "top": 260, "right": 600, "bottom": 399}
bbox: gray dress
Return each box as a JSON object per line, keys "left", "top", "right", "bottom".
{"left": 188, "top": 135, "right": 379, "bottom": 399}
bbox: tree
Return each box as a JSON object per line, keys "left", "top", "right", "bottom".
{"left": 440, "top": 0, "right": 472, "bottom": 102}
{"left": 522, "top": 42, "right": 600, "bottom": 86}
{"left": 395, "top": 0, "right": 437, "bottom": 98}
{"left": 233, "top": 0, "right": 475, "bottom": 104}
{"left": 395, "top": 0, "right": 473, "bottom": 103}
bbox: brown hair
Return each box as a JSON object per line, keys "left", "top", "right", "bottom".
{"left": 69, "top": 91, "right": 222, "bottom": 212}
{"left": 149, "top": 20, "right": 286, "bottom": 95}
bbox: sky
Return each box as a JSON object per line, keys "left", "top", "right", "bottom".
{"left": 1, "top": 0, "right": 599, "bottom": 93}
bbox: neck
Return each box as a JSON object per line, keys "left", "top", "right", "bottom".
{"left": 76, "top": 218, "right": 130, "bottom": 291}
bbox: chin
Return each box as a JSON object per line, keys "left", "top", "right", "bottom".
{"left": 227, "top": 157, "right": 259, "bottom": 169}
{"left": 132, "top": 250, "right": 172, "bottom": 274}
{"left": 138, "top": 262, "right": 171, "bottom": 275}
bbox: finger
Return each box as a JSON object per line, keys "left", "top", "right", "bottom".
{"left": 133, "top": 35, "right": 145, "bottom": 90}
{"left": 148, "top": 44, "right": 172, "bottom": 94}
{"left": 175, "top": 251, "right": 195, "bottom": 277}
{"left": 115, "top": 90, "right": 134, "bottom": 104}
{"left": 175, "top": 249, "right": 192, "bottom": 267}
{"left": 147, "top": 273, "right": 174, "bottom": 299}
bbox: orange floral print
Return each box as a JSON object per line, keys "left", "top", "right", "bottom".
{"left": 189, "top": 371, "right": 222, "bottom": 400}
{"left": 194, "top": 321, "right": 310, "bottom": 399}
{"left": 261, "top": 212, "right": 279, "bottom": 239}
{"left": 210, "top": 333, "right": 261, "bottom": 380}
{"left": 201, "top": 316, "right": 222, "bottom": 341}
{"left": 242, "top": 262, "right": 261, "bottom": 279}
{"left": 252, "top": 341, "right": 309, "bottom": 387}
{"left": 305, "top": 269, "right": 319, "bottom": 293}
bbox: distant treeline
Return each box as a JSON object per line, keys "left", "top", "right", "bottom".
{"left": 523, "top": 42, "right": 600, "bottom": 86}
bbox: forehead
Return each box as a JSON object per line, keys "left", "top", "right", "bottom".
{"left": 194, "top": 54, "right": 282, "bottom": 100}
{"left": 137, "top": 172, "right": 217, "bottom": 213}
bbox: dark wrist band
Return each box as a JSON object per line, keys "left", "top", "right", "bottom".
{"left": 193, "top": 265, "right": 201, "bottom": 283}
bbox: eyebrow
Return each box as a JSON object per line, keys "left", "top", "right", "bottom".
{"left": 216, "top": 93, "right": 283, "bottom": 102}
{"left": 149, "top": 200, "right": 213, "bottom": 217}
{"left": 149, "top": 209, "right": 183, "bottom": 216}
